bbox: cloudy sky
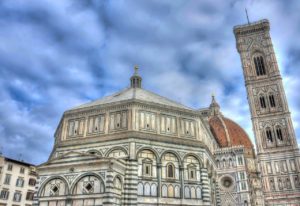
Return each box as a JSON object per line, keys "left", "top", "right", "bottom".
{"left": 1, "top": 0, "right": 300, "bottom": 165}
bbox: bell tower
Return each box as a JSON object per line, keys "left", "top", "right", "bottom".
{"left": 234, "top": 19, "right": 300, "bottom": 205}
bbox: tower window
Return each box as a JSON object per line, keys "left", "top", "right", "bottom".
{"left": 276, "top": 127, "right": 283, "bottom": 141}
{"left": 260, "top": 96, "right": 266, "bottom": 108}
{"left": 254, "top": 56, "right": 266, "bottom": 76}
{"left": 266, "top": 128, "right": 273, "bottom": 142}
{"left": 269, "top": 95, "right": 276, "bottom": 107}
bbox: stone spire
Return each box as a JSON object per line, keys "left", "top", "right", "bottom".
{"left": 209, "top": 94, "right": 220, "bottom": 116}
{"left": 130, "top": 65, "right": 142, "bottom": 88}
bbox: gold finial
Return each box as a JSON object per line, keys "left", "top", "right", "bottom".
{"left": 134, "top": 65, "right": 139, "bottom": 74}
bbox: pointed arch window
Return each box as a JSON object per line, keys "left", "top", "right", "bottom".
{"left": 276, "top": 127, "right": 283, "bottom": 141}
{"left": 260, "top": 96, "right": 266, "bottom": 108}
{"left": 269, "top": 95, "right": 276, "bottom": 107}
{"left": 266, "top": 128, "right": 273, "bottom": 142}
{"left": 254, "top": 56, "right": 266, "bottom": 76}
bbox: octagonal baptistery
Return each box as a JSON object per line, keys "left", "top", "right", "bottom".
{"left": 36, "top": 68, "right": 220, "bottom": 206}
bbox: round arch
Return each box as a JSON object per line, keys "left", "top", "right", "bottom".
{"left": 159, "top": 150, "right": 182, "bottom": 166}
{"left": 38, "top": 176, "right": 69, "bottom": 197}
{"left": 70, "top": 172, "right": 105, "bottom": 194}
{"left": 136, "top": 147, "right": 160, "bottom": 163}
{"left": 105, "top": 146, "right": 128, "bottom": 158}
{"left": 182, "top": 153, "right": 204, "bottom": 168}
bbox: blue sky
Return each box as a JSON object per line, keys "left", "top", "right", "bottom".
{"left": 1, "top": 0, "right": 300, "bottom": 165}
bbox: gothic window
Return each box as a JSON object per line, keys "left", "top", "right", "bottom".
{"left": 276, "top": 126, "right": 283, "bottom": 141}
{"left": 260, "top": 96, "right": 267, "bottom": 108}
{"left": 167, "top": 163, "right": 175, "bottom": 179}
{"left": 266, "top": 128, "right": 273, "bottom": 142}
{"left": 254, "top": 56, "right": 266, "bottom": 76}
{"left": 269, "top": 94, "right": 276, "bottom": 107}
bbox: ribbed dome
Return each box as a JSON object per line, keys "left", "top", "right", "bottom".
{"left": 209, "top": 115, "right": 254, "bottom": 150}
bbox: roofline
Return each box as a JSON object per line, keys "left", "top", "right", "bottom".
{"left": 2, "top": 156, "right": 35, "bottom": 167}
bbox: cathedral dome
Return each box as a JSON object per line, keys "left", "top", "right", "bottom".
{"left": 208, "top": 95, "right": 254, "bottom": 153}
{"left": 209, "top": 115, "right": 253, "bottom": 150}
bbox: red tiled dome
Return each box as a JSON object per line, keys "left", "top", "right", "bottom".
{"left": 209, "top": 115, "right": 254, "bottom": 150}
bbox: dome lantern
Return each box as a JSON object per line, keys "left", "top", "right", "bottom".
{"left": 130, "top": 65, "right": 142, "bottom": 88}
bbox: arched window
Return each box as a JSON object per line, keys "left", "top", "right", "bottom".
{"left": 167, "top": 185, "right": 174, "bottom": 197}
{"left": 260, "top": 96, "right": 267, "bottom": 108}
{"left": 144, "top": 183, "right": 150, "bottom": 196}
{"left": 254, "top": 56, "right": 266, "bottom": 76}
{"left": 185, "top": 186, "right": 191, "bottom": 199}
{"left": 187, "top": 164, "right": 196, "bottom": 180}
{"left": 151, "top": 184, "right": 157, "bottom": 197}
{"left": 174, "top": 185, "right": 180, "bottom": 198}
{"left": 137, "top": 183, "right": 143, "bottom": 196}
{"left": 167, "top": 163, "right": 175, "bottom": 179}
{"left": 161, "top": 185, "right": 167, "bottom": 197}
{"left": 266, "top": 128, "right": 273, "bottom": 142}
{"left": 269, "top": 94, "right": 276, "bottom": 107}
{"left": 276, "top": 127, "right": 283, "bottom": 141}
